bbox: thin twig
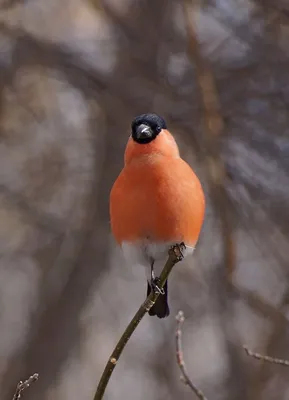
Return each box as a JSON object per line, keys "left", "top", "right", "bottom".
{"left": 94, "top": 244, "right": 185, "bottom": 400}
{"left": 175, "top": 311, "right": 208, "bottom": 400}
{"left": 247, "top": 288, "right": 289, "bottom": 400}
{"left": 243, "top": 345, "right": 289, "bottom": 367}
{"left": 12, "top": 373, "right": 39, "bottom": 400}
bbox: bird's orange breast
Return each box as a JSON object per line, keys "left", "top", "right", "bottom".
{"left": 110, "top": 154, "right": 205, "bottom": 245}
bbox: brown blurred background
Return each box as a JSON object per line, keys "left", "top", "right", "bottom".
{"left": 0, "top": 0, "right": 289, "bottom": 399}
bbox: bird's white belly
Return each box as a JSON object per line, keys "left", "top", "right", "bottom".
{"left": 121, "top": 240, "right": 195, "bottom": 280}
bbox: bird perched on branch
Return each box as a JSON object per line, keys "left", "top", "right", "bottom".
{"left": 110, "top": 114, "right": 205, "bottom": 318}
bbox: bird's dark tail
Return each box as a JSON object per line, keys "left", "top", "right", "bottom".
{"left": 147, "top": 280, "right": 170, "bottom": 318}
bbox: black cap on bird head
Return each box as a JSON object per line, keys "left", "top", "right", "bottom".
{"left": 131, "top": 113, "right": 167, "bottom": 144}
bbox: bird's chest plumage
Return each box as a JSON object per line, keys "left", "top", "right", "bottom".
{"left": 110, "top": 156, "right": 205, "bottom": 246}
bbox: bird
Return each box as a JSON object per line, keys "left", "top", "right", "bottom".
{"left": 109, "top": 113, "right": 205, "bottom": 318}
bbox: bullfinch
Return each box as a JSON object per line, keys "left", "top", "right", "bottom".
{"left": 110, "top": 114, "right": 205, "bottom": 318}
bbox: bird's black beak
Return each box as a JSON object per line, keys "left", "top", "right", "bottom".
{"left": 135, "top": 124, "right": 153, "bottom": 141}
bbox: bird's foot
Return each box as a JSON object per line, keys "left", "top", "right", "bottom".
{"left": 169, "top": 242, "right": 186, "bottom": 261}
{"left": 151, "top": 277, "right": 165, "bottom": 295}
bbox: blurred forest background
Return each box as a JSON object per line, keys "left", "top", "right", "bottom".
{"left": 0, "top": 0, "right": 289, "bottom": 399}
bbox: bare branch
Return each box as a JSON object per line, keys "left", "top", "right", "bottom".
{"left": 175, "top": 311, "right": 208, "bottom": 400}
{"left": 243, "top": 345, "right": 289, "bottom": 367}
{"left": 183, "top": 0, "right": 235, "bottom": 281}
{"left": 12, "top": 373, "right": 39, "bottom": 400}
{"left": 93, "top": 244, "right": 185, "bottom": 400}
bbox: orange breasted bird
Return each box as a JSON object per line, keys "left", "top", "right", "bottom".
{"left": 110, "top": 114, "right": 205, "bottom": 318}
